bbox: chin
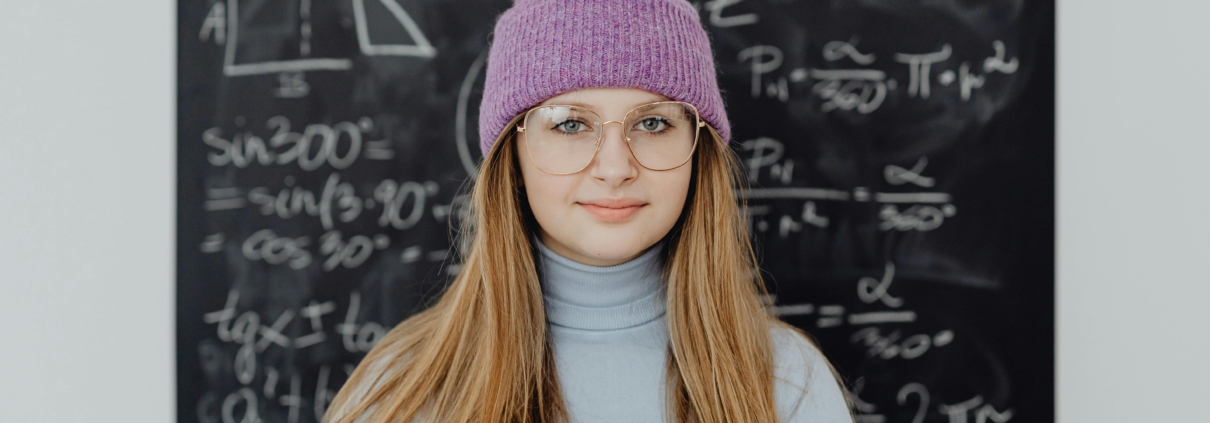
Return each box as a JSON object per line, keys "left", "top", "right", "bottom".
{"left": 570, "top": 228, "right": 653, "bottom": 262}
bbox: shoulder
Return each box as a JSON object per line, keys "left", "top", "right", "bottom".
{"left": 768, "top": 324, "right": 829, "bottom": 391}
{"left": 769, "top": 323, "right": 855, "bottom": 423}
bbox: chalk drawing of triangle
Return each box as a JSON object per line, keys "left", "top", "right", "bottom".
{"left": 352, "top": 0, "right": 437, "bottom": 58}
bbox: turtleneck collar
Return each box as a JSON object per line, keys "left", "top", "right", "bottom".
{"left": 534, "top": 236, "right": 667, "bottom": 331}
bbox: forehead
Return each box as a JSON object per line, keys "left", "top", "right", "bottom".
{"left": 538, "top": 88, "right": 671, "bottom": 113}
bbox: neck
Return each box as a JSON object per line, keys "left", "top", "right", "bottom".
{"left": 534, "top": 236, "right": 667, "bottom": 331}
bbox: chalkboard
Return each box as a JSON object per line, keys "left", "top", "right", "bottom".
{"left": 177, "top": 1, "right": 1054, "bottom": 422}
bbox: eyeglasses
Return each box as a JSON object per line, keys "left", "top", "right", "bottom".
{"left": 516, "top": 101, "right": 704, "bottom": 175}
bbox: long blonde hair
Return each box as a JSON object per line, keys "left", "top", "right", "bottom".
{"left": 325, "top": 115, "right": 844, "bottom": 422}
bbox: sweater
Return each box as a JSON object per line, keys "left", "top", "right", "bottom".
{"left": 330, "top": 239, "right": 854, "bottom": 422}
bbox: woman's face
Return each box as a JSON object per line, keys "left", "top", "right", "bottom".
{"left": 517, "top": 87, "right": 693, "bottom": 266}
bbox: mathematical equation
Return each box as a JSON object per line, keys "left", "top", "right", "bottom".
{"left": 740, "top": 39, "right": 1019, "bottom": 113}
{"left": 851, "top": 380, "right": 1014, "bottom": 423}
{"left": 202, "top": 116, "right": 394, "bottom": 171}
{"left": 772, "top": 261, "right": 1014, "bottom": 422}
{"left": 772, "top": 262, "right": 951, "bottom": 360}
{"left": 197, "top": 290, "right": 382, "bottom": 423}
{"left": 737, "top": 137, "right": 957, "bottom": 236}
{"left": 200, "top": 115, "right": 467, "bottom": 274}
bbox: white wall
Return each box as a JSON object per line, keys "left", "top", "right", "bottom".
{"left": 0, "top": 1, "right": 175, "bottom": 422}
{"left": 0, "top": 1, "right": 1206, "bottom": 422}
{"left": 1056, "top": 1, "right": 1210, "bottom": 421}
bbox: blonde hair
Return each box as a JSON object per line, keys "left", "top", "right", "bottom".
{"left": 325, "top": 115, "right": 849, "bottom": 422}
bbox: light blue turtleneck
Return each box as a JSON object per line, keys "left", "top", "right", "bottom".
{"left": 536, "top": 237, "right": 672, "bottom": 420}
{"left": 533, "top": 237, "right": 854, "bottom": 423}
{"left": 331, "top": 239, "right": 854, "bottom": 423}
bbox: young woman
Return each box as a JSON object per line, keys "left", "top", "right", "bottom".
{"left": 325, "top": 0, "right": 854, "bottom": 421}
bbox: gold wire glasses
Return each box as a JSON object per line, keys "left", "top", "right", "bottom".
{"left": 516, "top": 101, "right": 704, "bottom": 175}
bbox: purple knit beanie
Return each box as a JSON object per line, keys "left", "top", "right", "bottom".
{"left": 477, "top": 0, "right": 730, "bottom": 155}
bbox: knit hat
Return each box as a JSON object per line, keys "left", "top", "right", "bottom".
{"left": 477, "top": 0, "right": 731, "bottom": 155}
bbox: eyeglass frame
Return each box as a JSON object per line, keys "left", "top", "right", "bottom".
{"left": 515, "top": 100, "right": 706, "bottom": 175}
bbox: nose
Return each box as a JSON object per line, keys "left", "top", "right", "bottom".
{"left": 589, "top": 121, "right": 639, "bottom": 187}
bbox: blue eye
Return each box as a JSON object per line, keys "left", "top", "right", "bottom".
{"left": 555, "top": 120, "right": 586, "bottom": 133}
{"left": 635, "top": 117, "right": 669, "bottom": 132}
{"left": 559, "top": 121, "right": 581, "bottom": 132}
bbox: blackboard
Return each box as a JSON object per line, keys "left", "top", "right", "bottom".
{"left": 177, "top": 1, "right": 1054, "bottom": 422}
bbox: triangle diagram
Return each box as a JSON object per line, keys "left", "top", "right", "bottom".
{"left": 353, "top": 0, "right": 437, "bottom": 58}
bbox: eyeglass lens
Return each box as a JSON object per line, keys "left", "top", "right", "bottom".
{"left": 522, "top": 102, "right": 699, "bottom": 174}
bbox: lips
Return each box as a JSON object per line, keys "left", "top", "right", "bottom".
{"left": 577, "top": 198, "right": 646, "bottom": 222}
